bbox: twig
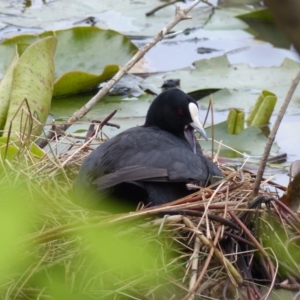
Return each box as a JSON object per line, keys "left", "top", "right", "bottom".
{"left": 188, "top": 237, "right": 201, "bottom": 300}
{"left": 210, "top": 94, "right": 215, "bottom": 157}
{"left": 252, "top": 69, "right": 300, "bottom": 197}
{"left": 84, "top": 110, "right": 117, "bottom": 143}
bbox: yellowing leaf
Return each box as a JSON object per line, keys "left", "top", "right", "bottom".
{"left": 3, "top": 36, "right": 57, "bottom": 137}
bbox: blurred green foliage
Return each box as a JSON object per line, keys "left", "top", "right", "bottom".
{"left": 0, "top": 169, "right": 184, "bottom": 299}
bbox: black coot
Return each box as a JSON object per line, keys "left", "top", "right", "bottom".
{"left": 74, "top": 89, "right": 222, "bottom": 212}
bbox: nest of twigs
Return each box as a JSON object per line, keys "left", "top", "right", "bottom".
{"left": 0, "top": 126, "right": 299, "bottom": 300}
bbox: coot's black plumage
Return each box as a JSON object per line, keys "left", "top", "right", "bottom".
{"left": 74, "top": 89, "right": 222, "bottom": 212}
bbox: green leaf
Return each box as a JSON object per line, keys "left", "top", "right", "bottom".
{"left": 202, "top": 121, "right": 278, "bottom": 157}
{"left": 236, "top": 8, "right": 289, "bottom": 48}
{"left": 0, "top": 137, "right": 18, "bottom": 160}
{"left": 73, "top": 129, "right": 87, "bottom": 133}
{"left": 145, "top": 57, "right": 300, "bottom": 114}
{"left": 0, "top": 27, "right": 138, "bottom": 97}
{"left": 3, "top": 36, "right": 57, "bottom": 137}
{"left": 227, "top": 108, "right": 245, "bottom": 134}
{"left": 246, "top": 90, "right": 277, "bottom": 126}
{"left": 53, "top": 65, "right": 119, "bottom": 97}
{"left": 204, "top": 6, "right": 249, "bottom": 30}
{"left": 0, "top": 137, "right": 44, "bottom": 160}
{"left": 0, "top": 0, "right": 213, "bottom": 36}
{"left": 237, "top": 8, "right": 275, "bottom": 23}
{"left": 51, "top": 27, "right": 137, "bottom": 96}
{"left": 0, "top": 35, "right": 39, "bottom": 79}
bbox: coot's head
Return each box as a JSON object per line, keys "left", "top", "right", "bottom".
{"left": 145, "top": 88, "right": 207, "bottom": 140}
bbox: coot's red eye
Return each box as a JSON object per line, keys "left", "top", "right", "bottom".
{"left": 178, "top": 109, "right": 184, "bottom": 115}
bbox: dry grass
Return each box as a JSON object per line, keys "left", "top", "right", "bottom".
{"left": 0, "top": 122, "right": 299, "bottom": 300}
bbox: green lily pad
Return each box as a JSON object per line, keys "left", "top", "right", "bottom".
{"left": 144, "top": 56, "right": 300, "bottom": 114}
{"left": 0, "top": 27, "right": 138, "bottom": 97}
{"left": 0, "top": 0, "right": 214, "bottom": 36}
{"left": 46, "top": 27, "right": 138, "bottom": 95}
{"left": 237, "top": 8, "right": 275, "bottom": 23}
{"left": 53, "top": 65, "right": 119, "bottom": 97}
{"left": 236, "top": 8, "right": 290, "bottom": 48}
{"left": 202, "top": 121, "right": 278, "bottom": 157}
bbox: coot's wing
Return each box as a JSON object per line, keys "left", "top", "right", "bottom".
{"left": 78, "top": 126, "right": 221, "bottom": 186}
{"left": 98, "top": 127, "right": 208, "bottom": 181}
{"left": 93, "top": 165, "right": 168, "bottom": 190}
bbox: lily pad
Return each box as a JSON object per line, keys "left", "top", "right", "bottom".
{"left": 0, "top": 27, "right": 138, "bottom": 96}
{"left": 53, "top": 65, "right": 119, "bottom": 97}
{"left": 143, "top": 56, "right": 300, "bottom": 114}
{"left": 202, "top": 121, "right": 278, "bottom": 157}
{"left": 0, "top": 0, "right": 214, "bottom": 37}
{"left": 204, "top": 7, "right": 249, "bottom": 30}
{"left": 236, "top": 9, "right": 290, "bottom": 48}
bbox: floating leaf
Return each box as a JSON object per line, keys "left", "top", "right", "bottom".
{"left": 53, "top": 65, "right": 119, "bottom": 97}
{"left": 48, "top": 27, "right": 138, "bottom": 95}
{"left": 202, "top": 121, "right": 278, "bottom": 157}
{"left": 0, "top": 137, "right": 44, "bottom": 160}
{"left": 0, "top": 27, "right": 138, "bottom": 97}
{"left": 236, "top": 8, "right": 289, "bottom": 48}
{"left": 145, "top": 56, "right": 300, "bottom": 114}
{"left": 0, "top": 0, "right": 214, "bottom": 36}
{"left": 3, "top": 36, "right": 57, "bottom": 137}
{"left": 237, "top": 8, "right": 275, "bottom": 23}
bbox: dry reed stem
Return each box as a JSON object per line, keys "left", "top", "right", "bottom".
{"left": 185, "top": 225, "right": 223, "bottom": 300}
{"left": 187, "top": 237, "right": 201, "bottom": 300}
{"left": 182, "top": 217, "right": 243, "bottom": 285}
